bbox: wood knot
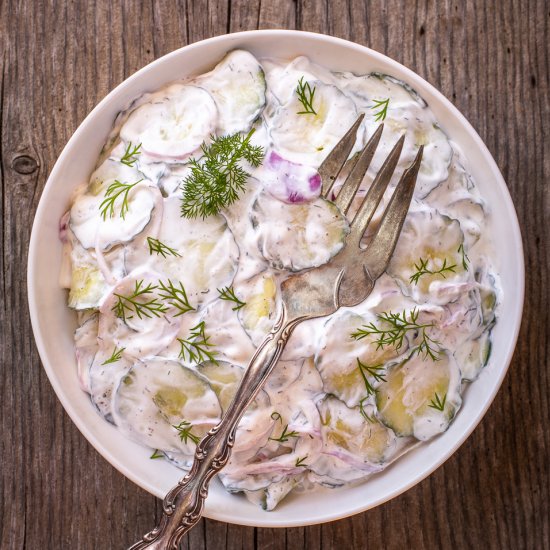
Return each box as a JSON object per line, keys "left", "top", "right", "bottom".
{"left": 12, "top": 155, "right": 38, "bottom": 175}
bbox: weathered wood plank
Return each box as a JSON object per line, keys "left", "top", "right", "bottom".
{"left": 0, "top": 0, "right": 548, "bottom": 549}
{"left": 258, "top": 0, "right": 297, "bottom": 30}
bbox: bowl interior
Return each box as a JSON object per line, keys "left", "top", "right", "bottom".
{"left": 28, "top": 30, "right": 524, "bottom": 527}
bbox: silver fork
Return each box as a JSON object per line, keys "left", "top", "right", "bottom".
{"left": 130, "top": 115, "right": 423, "bottom": 549}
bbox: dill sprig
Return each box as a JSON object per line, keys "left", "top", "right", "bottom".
{"left": 150, "top": 449, "right": 164, "bottom": 459}
{"left": 351, "top": 308, "right": 442, "bottom": 361}
{"left": 112, "top": 280, "right": 168, "bottom": 322}
{"left": 357, "top": 359, "right": 386, "bottom": 397}
{"left": 99, "top": 179, "right": 142, "bottom": 220}
{"left": 295, "top": 455, "right": 309, "bottom": 467}
{"left": 371, "top": 98, "right": 390, "bottom": 121}
{"left": 458, "top": 244, "right": 470, "bottom": 271}
{"left": 359, "top": 398, "right": 376, "bottom": 423}
{"left": 157, "top": 279, "right": 195, "bottom": 316}
{"left": 173, "top": 420, "right": 201, "bottom": 445}
{"left": 409, "top": 257, "right": 457, "bottom": 285}
{"left": 120, "top": 141, "right": 142, "bottom": 167}
{"left": 269, "top": 412, "right": 299, "bottom": 443}
{"left": 181, "top": 129, "right": 265, "bottom": 219}
{"left": 217, "top": 286, "right": 246, "bottom": 311}
{"left": 177, "top": 321, "right": 218, "bottom": 365}
{"left": 295, "top": 76, "right": 318, "bottom": 115}
{"left": 101, "top": 345, "right": 125, "bottom": 365}
{"left": 428, "top": 392, "right": 447, "bottom": 412}
{"left": 147, "top": 237, "right": 181, "bottom": 258}
{"left": 269, "top": 425, "right": 300, "bottom": 443}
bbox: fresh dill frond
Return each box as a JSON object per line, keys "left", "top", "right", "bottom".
{"left": 428, "top": 392, "right": 447, "bottom": 412}
{"left": 409, "top": 257, "right": 457, "bottom": 285}
{"left": 111, "top": 280, "right": 168, "bottom": 322}
{"left": 351, "top": 308, "right": 442, "bottom": 361}
{"left": 295, "top": 455, "right": 309, "bottom": 467}
{"left": 101, "top": 345, "right": 126, "bottom": 365}
{"left": 269, "top": 413, "right": 299, "bottom": 443}
{"left": 149, "top": 449, "right": 164, "bottom": 459}
{"left": 356, "top": 359, "right": 386, "bottom": 397}
{"left": 269, "top": 425, "right": 299, "bottom": 443}
{"left": 147, "top": 237, "right": 181, "bottom": 258}
{"left": 458, "top": 244, "right": 470, "bottom": 271}
{"left": 177, "top": 321, "right": 218, "bottom": 365}
{"left": 173, "top": 420, "right": 201, "bottom": 445}
{"left": 181, "top": 129, "right": 265, "bottom": 219}
{"left": 120, "top": 141, "right": 142, "bottom": 167}
{"left": 217, "top": 286, "right": 246, "bottom": 311}
{"left": 359, "top": 398, "right": 376, "bottom": 423}
{"left": 157, "top": 279, "right": 195, "bottom": 316}
{"left": 371, "top": 98, "right": 390, "bottom": 121}
{"left": 295, "top": 76, "right": 318, "bottom": 115}
{"left": 99, "top": 179, "right": 142, "bottom": 220}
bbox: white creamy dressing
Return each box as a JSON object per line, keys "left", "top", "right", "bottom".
{"left": 61, "top": 50, "right": 500, "bottom": 510}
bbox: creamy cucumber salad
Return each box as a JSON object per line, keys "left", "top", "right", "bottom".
{"left": 60, "top": 50, "right": 500, "bottom": 510}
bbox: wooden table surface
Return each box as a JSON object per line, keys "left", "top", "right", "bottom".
{"left": 1, "top": 1, "right": 548, "bottom": 548}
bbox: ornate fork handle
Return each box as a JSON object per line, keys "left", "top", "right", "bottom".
{"left": 129, "top": 306, "right": 304, "bottom": 550}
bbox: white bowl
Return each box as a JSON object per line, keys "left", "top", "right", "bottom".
{"left": 28, "top": 30, "right": 524, "bottom": 527}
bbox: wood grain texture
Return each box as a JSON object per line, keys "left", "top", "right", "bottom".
{"left": 1, "top": 0, "right": 548, "bottom": 548}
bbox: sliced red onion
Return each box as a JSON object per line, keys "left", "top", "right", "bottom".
{"left": 263, "top": 151, "right": 321, "bottom": 204}
{"left": 323, "top": 450, "right": 385, "bottom": 473}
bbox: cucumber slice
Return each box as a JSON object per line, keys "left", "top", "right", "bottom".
{"left": 196, "top": 50, "right": 266, "bottom": 134}
{"left": 163, "top": 451, "right": 192, "bottom": 471}
{"left": 219, "top": 470, "right": 277, "bottom": 494}
{"left": 119, "top": 84, "right": 218, "bottom": 161}
{"left": 263, "top": 358, "right": 304, "bottom": 400}
{"left": 282, "top": 315, "right": 327, "bottom": 361}
{"left": 244, "top": 475, "right": 303, "bottom": 511}
{"left": 314, "top": 311, "right": 405, "bottom": 408}
{"left": 113, "top": 358, "right": 221, "bottom": 453}
{"left": 158, "top": 164, "right": 190, "bottom": 197}
{"left": 89, "top": 349, "right": 132, "bottom": 422}
{"left": 340, "top": 72, "right": 426, "bottom": 110}
{"left": 196, "top": 360, "right": 243, "bottom": 412}
{"left": 425, "top": 160, "right": 487, "bottom": 247}
{"left": 196, "top": 299, "right": 256, "bottom": 367}
{"left": 69, "top": 262, "right": 106, "bottom": 310}
{"left": 387, "top": 210, "right": 467, "bottom": 302}
{"left": 342, "top": 73, "right": 452, "bottom": 197}
{"left": 67, "top": 239, "right": 125, "bottom": 310}
{"left": 196, "top": 359, "right": 274, "bottom": 455}
{"left": 220, "top": 414, "right": 316, "bottom": 509}
{"left": 219, "top": 468, "right": 301, "bottom": 506}
{"left": 455, "top": 330, "right": 492, "bottom": 381}
{"left": 250, "top": 191, "right": 349, "bottom": 271}
{"left": 263, "top": 56, "right": 340, "bottom": 106}
{"left": 232, "top": 392, "right": 274, "bottom": 455}
{"left": 74, "top": 313, "right": 99, "bottom": 392}
{"left": 238, "top": 271, "right": 278, "bottom": 346}
{"left": 70, "top": 175, "right": 158, "bottom": 252}
{"left": 98, "top": 272, "right": 183, "bottom": 359}
{"left": 317, "top": 396, "right": 397, "bottom": 465}
{"left": 480, "top": 284, "right": 497, "bottom": 326}
{"left": 308, "top": 405, "right": 398, "bottom": 485}
{"left": 88, "top": 158, "right": 144, "bottom": 197}
{"left": 269, "top": 81, "right": 359, "bottom": 166}
{"left": 125, "top": 196, "right": 239, "bottom": 307}
{"left": 376, "top": 352, "right": 462, "bottom": 440}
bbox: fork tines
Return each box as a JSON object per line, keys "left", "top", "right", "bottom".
{"left": 320, "top": 118, "right": 423, "bottom": 252}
